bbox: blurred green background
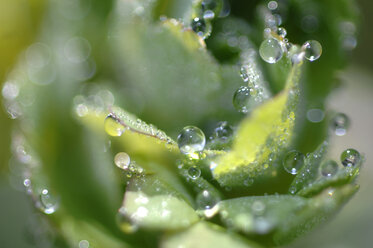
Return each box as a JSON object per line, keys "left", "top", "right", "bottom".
{"left": 0, "top": 0, "right": 372, "bottom": 247}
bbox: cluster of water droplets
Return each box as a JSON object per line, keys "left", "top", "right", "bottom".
{"left": 114, "top": 152, "right": 145, "bottom": 179}
{"left": 103, "top": 106, "right": 175, "bottom": 150}
{"left": 190, "top": 0, "right": 230, "bottom": 39}
{"left": 233, "top": 49, "right": 271, "bottom": 113}
{"left": 258, "top": 1, "right": 322, "bottom": 65}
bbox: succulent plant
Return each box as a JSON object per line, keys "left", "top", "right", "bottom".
{"left": 2, "top": 0, "right": 363, "bottom": 247}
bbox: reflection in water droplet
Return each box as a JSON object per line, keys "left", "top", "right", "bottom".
{"left": 203, "top": 10, "right": 215, "bottom": 20}
{"left": 331, "top": 113, "right": 349, "bottom": 136}
{"left": 104, "top": 115, "right": 125, "bottom": 137}
{"left": 303, "top": 40, "right": 322, "bottom": 61}
{"left": 340, "top": 148, "right": 360, "bottom": 167}
{"left": 39, "top": 189, "right": 59, "bottom": 214}
{"left": 114, "top": 152, "right": 131, "bottom": 170}
{"left": 187, "top": 166, "right": 201, "bottom": 179}
{"left": 233, "top": 86, "right": 251, "bottom": 113}
{"left": 320, "top": 160, "right": 339, "bottom": 177}
{"left": 259, "top": 38, "right": 283, "bottom": 64}
{"left": 283, "top": 150, "right": 305, "bottom": 175}
{"left": 177, "top": 126, "right": 206, "bottom": 155}
{"left": 191, "top": 17, "right": 207, "bottom": 37}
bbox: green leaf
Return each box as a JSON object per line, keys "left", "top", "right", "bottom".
{"left": 296, "top": 159, "right": 362, "bottom": 197}
{"left": 161, "top": 222, "right": 262, "bottom": 248}
{"left": 288, "top": 141, "right": 328, "bottom": 194}
{"left": 110, "top": 2, "right": 243, "bottom": 134}
{"left": 212, "top": 55, "right": 303, "bottom": 188}
{"left": 218, "top": 195, "right": 308, "bottom": 236}
{"left": 59, "top": 217, "right": 131, "bottom": 248}
{"left": 273, "top": 184, "right": 359, "bottom": 245}
{"left": 217, "top": 184, "right": 359, "bottom": 246}
{"left": 119, "top": 175, "right": 199, "bottom": 231}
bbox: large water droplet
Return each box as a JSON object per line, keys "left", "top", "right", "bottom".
{"left": 233, "top": 86, "right": 251, "bottom": 113}
{"left": 104, "top": 115, "right": 125, "bottom": 137}
{"left": 340, "top": 149, "right": 360, "bottom": 167}
{"left": 303, "top": 40, "right": 322, "bottom": 61}
{"left": 331, "top": 113, "right": 349, "bottom": 136}
{"left": 283, "top": 150, "right": 305, "bottom": 175}
{"left": 114, "top": 152, "right": 131, "bottom": 170}
{"left": 177, "top": 126, "right": 206, "bottom": 155}
{"left": 320, "top": 160, "right": 339, "bottom": 177}
{"left": 39, "top": 189, "right": 59, "bottom": 214}
{"left": 259, "top": 38, "right": 283, "bottom": 64}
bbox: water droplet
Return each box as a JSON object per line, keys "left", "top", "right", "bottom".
{"left": 303, "top": 40, "right": 322, "bottom": 61}
{"left": 340, "top": 149, "right": 360, "bottom": 167}
{"left": 233, "top": 86, "right": 251, "bottom": 113}
{"left": 177, "top": 126, "right": 206, "bottom": 155}
{"left": 116, "top": 207, "right": 138, "bottom": 233}
{"left": 187, "top": 166, "right": 201, "bottom": 179}
{"left": 39, "top": 189, "right": 59, "bottom": 214}
{"left": 320, "top": 160, "right": 339, "bottom": 177}
{"left": 191, "top": 17, "right": 210, "bottom": 39}
{"left": 196, "top": 190, "right": 220, "bottom": 210}
{"left": 277, "top": 27, "right": 287, "bottom": 38}
{"left": 306, "top": 108, "right": 325, "bottom": 123}
{"left": 283, "top": 150, "right": 305, "bottom": 175}
{"left": 267, "top": 1, "right": 278, "bottom": 10}
{"left": 2, "top": 81, "right": 19, "bottom": 100}
{"left": 259, "top": 38, "right": 283, "bottom": 64}
{"left": 114, "top": 152, "right": 131, "bottom": 170}
{"left": 104, "top": 115, "right": 125, "bottom": 137}
{"left": 331, "top": 113, "right": 349, "bottom": 136}
{"left": 79, "top": 240, "right": 90, "bottom": 248}
{"left": 212, "top": 121, "right": 233, "bottom": 141}
{"left": 251, "top": 200, "right": 266, "bottom": 216}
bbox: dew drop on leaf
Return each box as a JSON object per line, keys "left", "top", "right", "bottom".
{"left": 116, "top": 207, "right": 138, "bottom": 234}
{"left": 283, "top": 150, "right": 305, "bottom": 175}
{"left": 340, "top": 149, "right": 360, "bottom": 167}
{"left": 187, "top": 166, "right": 201, "bottom": 179}
{"left": 211, "top": 121, "right": 233, "bottom": 141}
{"left": 277, "top": 27, "right": 287, "bottom": 38}
{"left": 196, "top": 190, "right": 220, "bottom": 211}
{"left": 331, "top": 113, "right": 349, "bottom": 136}
{"left": 39, "top": 189, "right": 59, "bottom": 214}
{"left": 259, "top": 38, "right": 283, "bottom": 64}
{"left": 233, "top": 86, "right": 251, "bottom": 113}
{"left": 320, "top": 160, "right": 339, "bottom": 177}
{"left": 114, "top": 152, "right": 131, "bottom": 170}
{"left": 177, "top": 126, "right": 206, "bottom": 155}
{"left": 303, "top": 40, "right": 322, "bottom": 61}
{"left": 104, "top": 114, "right": 124, "bottom": 137}
{"left": 191, "top": 17, "right": 210, "bottom": 39}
